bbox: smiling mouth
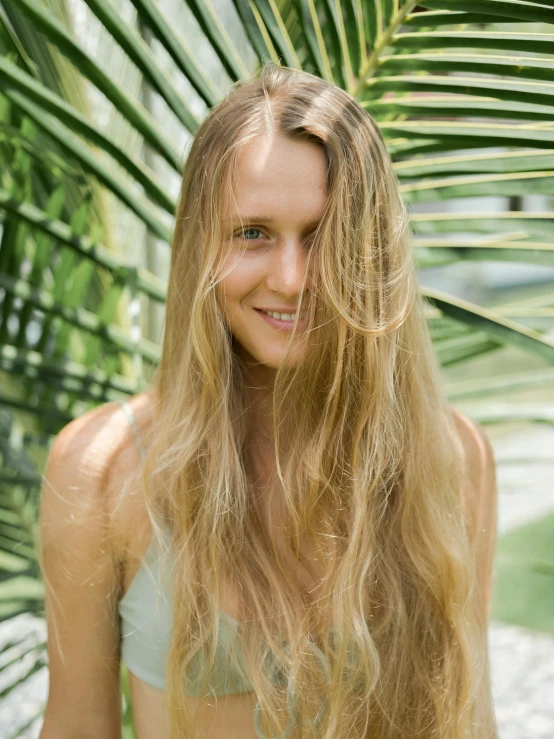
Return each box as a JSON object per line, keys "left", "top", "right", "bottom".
{"left": 252, "top": 309, "right": 312, "bottom": 335}
{"left": 254, "top": 308, "right": 308, "bottom": 321}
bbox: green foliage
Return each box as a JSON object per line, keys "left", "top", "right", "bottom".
{"left": 121, "top": 662, "right": 139, "bottom": 739}
{"left": 492, "top": 513, "right": 554, "bottom": 637}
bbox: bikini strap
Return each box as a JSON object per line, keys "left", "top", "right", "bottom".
{"left": 118, "top": 399, "right": 148, "bottom": 461}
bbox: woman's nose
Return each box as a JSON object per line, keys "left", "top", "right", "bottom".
{"left": 265, "top": 237, "right": 309, "bottom": 298}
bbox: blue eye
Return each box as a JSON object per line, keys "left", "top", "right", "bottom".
{"left": 236, "top": 228, "right": 262, "bottom": 240}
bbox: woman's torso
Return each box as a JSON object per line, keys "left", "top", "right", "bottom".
{"left": 110, "top": 390, "right": 327, "bottom": 739}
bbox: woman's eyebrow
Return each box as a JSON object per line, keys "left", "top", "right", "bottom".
{"left": 223, "top": 215, "right": 320, "bottom": 228}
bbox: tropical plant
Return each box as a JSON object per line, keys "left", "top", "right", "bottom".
{"left": 1, "top": 0, "right": 554, "bottom": 736}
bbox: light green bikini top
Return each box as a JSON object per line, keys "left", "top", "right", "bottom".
{"left": 118, "top": 519, "right": 256, "bottom": 695}
{"left": 116, "top": 399, "right": 329, "bottom": 737}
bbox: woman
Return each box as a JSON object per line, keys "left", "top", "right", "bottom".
{"left": 38, "top": 63, "right": 498, "bottom": 739}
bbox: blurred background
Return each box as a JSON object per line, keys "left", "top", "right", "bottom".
{"left": 0, "top": 0, "right": 553, "bottom": 736}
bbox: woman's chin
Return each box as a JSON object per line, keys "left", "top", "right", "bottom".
{"left": 238, "top": 346, "right": 306, "bottom": 371}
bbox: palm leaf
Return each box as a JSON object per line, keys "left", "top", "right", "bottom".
{"left": 491, "top": 512, "right": 554, "bottom": 637}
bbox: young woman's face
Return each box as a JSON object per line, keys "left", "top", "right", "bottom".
{"left": 216, "top": 133, "right": 327, "bottom": 371}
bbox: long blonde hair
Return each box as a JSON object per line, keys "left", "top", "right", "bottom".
{"left": 141, "top": 62, "right": 494, "bottom": 738}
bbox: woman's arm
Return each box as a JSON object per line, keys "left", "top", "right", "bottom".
{"left": 38, "top": 405, "right": 124, "bottom": 739}
{"left": 453, "top": 408, "right": 499, "bottom": 739}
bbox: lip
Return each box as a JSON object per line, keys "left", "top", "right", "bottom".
{"left": 254, "top": 308, "right": 308, "bottom": 331}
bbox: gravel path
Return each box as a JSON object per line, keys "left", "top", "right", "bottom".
{"left": 1, "top": 424, "right": 553, "bottom": 738}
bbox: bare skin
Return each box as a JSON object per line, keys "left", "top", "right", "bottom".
{"left": 38, "top": 386, "right": 498, "bottom": 739}
{"left": 39, "top": 389, "right": 326, "bottom": 739}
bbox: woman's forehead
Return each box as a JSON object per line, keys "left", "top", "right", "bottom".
{"left": 221, "top": 135, "right": 327, "bottom": 225}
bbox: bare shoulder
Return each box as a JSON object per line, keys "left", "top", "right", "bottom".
{"left": 45, "top": 398, "right": 125, "bottom": 487}
{"left": 43, "top": 397, "right": 131, "bottom": 523}
{"left": 41, "top": 389, "right": 157, "bottom": 561}
{"left": 38, "top": 391, "right": 154, "bottom": 737}
{"left": 450, "top": 407, "right": 498, "bottom": 618}
{"left": 451, "top": 405, "right": 495, "bottom": 476}
{"left": 39, "top": 398, "right": 129, "bottom": 612}
{"left": 451, "top": 408, "right": 497, "bottom": 521}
